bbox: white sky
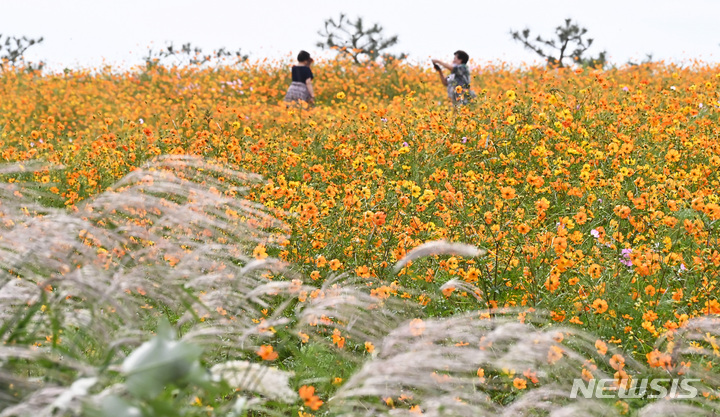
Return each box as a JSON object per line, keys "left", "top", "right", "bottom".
{"left": 1, "top": 0, "right": 719, "bottom": 70}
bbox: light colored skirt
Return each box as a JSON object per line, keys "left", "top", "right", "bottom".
{"left": 284, "top": 81, "right": 312, "bottom": 102}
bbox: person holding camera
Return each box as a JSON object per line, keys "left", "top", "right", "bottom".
{"left": 284, "top": 50, "right": 315, "bottom": 105}
{"left": 432, "top": 50, "right": 476, "bottom": 106}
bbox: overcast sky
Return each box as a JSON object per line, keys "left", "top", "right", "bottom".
{"left": 2, "top": 0, "right": 719, "bottom": 70}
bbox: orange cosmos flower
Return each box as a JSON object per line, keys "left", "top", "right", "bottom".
{"left": 588, "top": 264, "right": 602, "bottom": 279}
{"left": 256, "top": 345, "right": 278, "bottom": 361}
{"left": 373, "top": 211, "right": 387, "bottom": 226}
{"left": 328, "top": 259, "right": 343, "bottom": 271}
{"left": 553, "top": 236, "right": 568, "bottom": 255}
{"left": 516, "top": 223, "right": 531, "bottom": 234}
{"left": 595, "top": 339, "right": 608, "bottom": 355}
{"left": 613, "top": 205, "right": 631, "bottom": 219}
{"left": 544, "top": 274, "right": 560, "bottom": 293}
{"left": 547, "top": 345, "right": 564, "bottom": 364}
{"left": 642, "top": 310, "right": 658, "bottom": 321}
{"left": 252, "top": 244, "right": 268, "bottom": 260}
{"left": 465, "top": 267, "right": 480, "bottom": 283}
{"left": 550, "top": 309, "right": 566, "bottom": 322}
{"left": 645, "top": 285, "right": 656, "bottom": 297}
{"left": 527, "top": 173, "right": 545, "bottom": 188}
{"left": 665, "top": 149, "right": 680, "bottom": 162}
{"left": 500, "top": 186, "right": 516, "bottom": 199}
{"left": 332, "top": 328, "right": 346, "bottom": 348}
{"left": 442, "top": 286, "right": 455, "bottom": 297}
{"left": 298, "top": 385, "right": 324, "bottom": 410}
{"left": 535, "top": 197, "right": 550, "bottom": 211}
{"left": 686, "top": 203, "right": 701, "bottom": 221}
{"left": 573, "top": 211, "right": 588, "bottom": 225}
{"left": 662, "top": 215, "right": 678, "bottom": 228}
{"left": 704, "top": 300, "right": 720, "bottom": 314}
{"left": 646, "top": 349, "right": 672, "bottom": 369}
{"left": 523, "top": 369, "right": 540, "bottom": 383}
{"left": 591, "top": 298, "right": 608, "bottom": 314}
{"left": 705, "top": 203, "right": 720, "bottom": 221}
{"left": 409, "top": 318, "right": 425, "bottom": 336}
{"left": 609, "top": 354, "right": 625, "bottom": 371}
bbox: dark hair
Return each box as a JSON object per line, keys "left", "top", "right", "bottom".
{"left": 454, "top": 50, "right": 469, "bottom": 64}
{"left": 297, "top": 50, "right": 312, "bottom": 63}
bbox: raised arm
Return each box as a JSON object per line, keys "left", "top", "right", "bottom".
{"left": 436, "top": 68, "right": 448, "bottom": 86}
{"left": 432, "top": 59, "right": 454, "bottom": 71}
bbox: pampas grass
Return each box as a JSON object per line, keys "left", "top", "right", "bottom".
{"left": 0, "top": 156, "right": 298, "bottom": 414}
{"left": 0, "top": 156, "right": 718, "bottom": 416}
{"left": 392, "top": 240, "right": 487, "bottom": 273}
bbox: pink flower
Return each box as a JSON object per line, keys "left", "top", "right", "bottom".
{"left": 620, "top": 248, "right": 633, "bottom": 267}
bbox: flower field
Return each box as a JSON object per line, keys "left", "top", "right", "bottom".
{"left": 1, "top": 60, "right": 720, "bottom": 415}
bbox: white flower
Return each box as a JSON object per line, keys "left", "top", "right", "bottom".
{"left": 590, "top": 229, "right": 600, "bottom": 239}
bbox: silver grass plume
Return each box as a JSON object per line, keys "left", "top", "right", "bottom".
{"left": 0, "top": 156, "right": 305, "bottom": 414}
{"left": 392, "top": 240, "right": 486, "bottom": 273}
{"left": 299, "top": 241, "right": 720, "bottom": 416}
{"left": 1, "top": 159, "right": 719, "bottom": 416}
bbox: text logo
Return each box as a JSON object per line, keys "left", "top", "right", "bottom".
{"left": 569, "top": 378, "right": 700, "bottom": 399}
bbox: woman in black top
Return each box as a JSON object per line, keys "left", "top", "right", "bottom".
{"left": 284, "top": 50, "right": 315, "bottom": 105}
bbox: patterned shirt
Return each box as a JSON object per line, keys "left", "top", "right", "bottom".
{"left": 446, "top": 64, "right": 475, "bottom": 105}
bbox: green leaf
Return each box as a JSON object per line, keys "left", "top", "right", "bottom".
{"left": 121, "top": 318, "right": 205, "bottom": 398}
{"left": 99, "top": 395, "right": 144, "bottom": 417}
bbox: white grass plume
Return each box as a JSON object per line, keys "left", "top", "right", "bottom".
{"left": 392, "top": 240, "right": 486, "bottom": 273}
{"left": 210, "top": 360, "right": 297, "bottom": 403}
{"left": 0, "top": 156, "right": 297, "bottom": 413}
{"left": 326, "top": 308, "right": 688, "bottom": 416}
{"left": 1, "top": 157, "right": 719, "bottom": 416}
